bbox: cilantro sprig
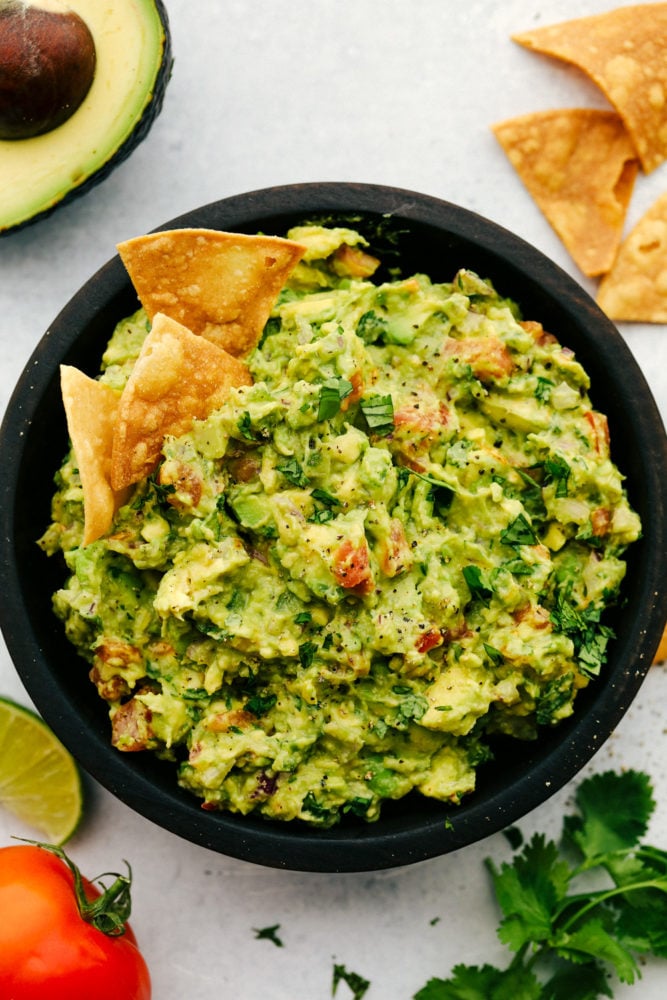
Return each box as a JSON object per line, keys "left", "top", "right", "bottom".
{"left": 550, "top": 590, "right": 615, "bottom": 678}
{"left": 415, "top": 770, "right": 667, "bottom": 999}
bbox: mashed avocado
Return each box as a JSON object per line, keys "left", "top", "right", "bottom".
{"left": 40, "top": 225, "right": 641, "bottom": 827}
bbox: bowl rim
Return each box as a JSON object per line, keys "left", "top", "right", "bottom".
{"left": 1, "top": 181, "right": 666, "bottom": 872}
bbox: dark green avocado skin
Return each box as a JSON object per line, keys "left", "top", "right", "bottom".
{"left": 1, "top": 0, "right": 173, "bottom": 238}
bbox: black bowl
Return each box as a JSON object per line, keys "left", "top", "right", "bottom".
{"left": 2, "top": 182, "right": 666, "bottom": 872}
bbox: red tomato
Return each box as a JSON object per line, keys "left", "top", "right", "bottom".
{"left": 392, "top": 400, "right": 451, "bottom": 458}
{"left": 415, "top": 627, "right": 442, "bottom": 654}
{"left": 333, "top": 537, "right": 374, "bottom": 594}
{"left": 442, "top": 334, "right": 514, "bottom": 381}
{"left": 0, "top": 844, "right": 151, "bottom": 1000}
{"left": 583, "top": 409, "right": 610, "bottom": 456}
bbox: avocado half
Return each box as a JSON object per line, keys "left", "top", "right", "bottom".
{"left": 0, "top": 0, "right": 173, "bottom": 235}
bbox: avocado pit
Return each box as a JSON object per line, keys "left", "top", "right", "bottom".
{"left": 0, "top": 0, "right": 96, "bottom": 139}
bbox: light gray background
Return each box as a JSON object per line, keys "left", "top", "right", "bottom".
{"left": 1, "top": 2, "right": 666, "bottom": 996}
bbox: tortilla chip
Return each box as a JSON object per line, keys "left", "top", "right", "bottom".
{"left": 513, "top": 5, "right": 667, "bottom": 173}
{"left": 596, "top": 190, "right": 667, "bottom": 322}
{"left": 60, "top": 365, "right": 128, "bottom": 545}
{"left": 117, "top": 228, "right": 305, "bottom": 357}
{"left": 653, "top": 623, "right": 667, "bottom": 664}
{"left": 492, "top": 109, "right": 638, "bottom": 276}
{"left": 111, "top": 312, "right": 252, "bottom": 490}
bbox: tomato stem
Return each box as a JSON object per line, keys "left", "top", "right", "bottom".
{"left": 17, "top": 839, "right": 133, "bottom": 937}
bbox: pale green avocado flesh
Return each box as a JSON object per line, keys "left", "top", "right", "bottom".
{"left": 40, "top": 225, "right": 641, "bottom": 827}
{"left": 0, "top": 0, "right": 171, "bottom": 234}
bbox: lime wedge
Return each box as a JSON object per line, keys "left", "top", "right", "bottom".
{"left": 0, "top": 697, "right": 83, "bottom": 844}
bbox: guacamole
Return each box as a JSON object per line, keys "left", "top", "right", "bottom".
{"left": 40, "top": 225, "right": 641, "bottom": 827}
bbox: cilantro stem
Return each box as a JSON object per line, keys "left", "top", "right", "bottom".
{"left": 635, "top": 845, "right": 667, "bottom": 869}
{"left": 404, "top": 467, "right": 458, "bottom": 492}
{"left": 574, "top": 844, "right": 667, "bottom": 876}
{"left": 557, "top": 878, "right": 667, "bottom": 933}
{"left": 509, "top": 943, "right": 533, "bottom": 969}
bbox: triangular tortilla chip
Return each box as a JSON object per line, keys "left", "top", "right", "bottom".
{"left": 513, "top": 5, "right": 667, "bottom": 173}
{"left": 117, "top": 228, "right": 305, "bottom": 357}
{"left": 597, "top": 190, "right": 667, "bottom": 322}
{"left": 654, "top": 623, "right": 667, "bottom": 664}
{"left": 111, "top": 312, "right": 252, "bottom": 490}
{"left": 60, "top": 365, "right": 129, "bottom": 545}
{"left": 492, "top": 109, "right": 638, "bottom": 277}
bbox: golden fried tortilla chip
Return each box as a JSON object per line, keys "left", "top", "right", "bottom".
{"left": 492, "top": 109, "right": 638, "bottom": 276}
{"left": 653, "top": 623, "right": 667, "bottom": 664}
{"left": 111, "top": 312, "right": 252, "bottom": 490}
{"left": 117, "top": 228, "right": 305, "bottom": 357}
{"left": 597, "top": 190, "right": 667, "bottom": 321}
{"left": 60, "top": 365, "right": 128, "bottom": 545}
{"left": 513, "top": 5, "right": 667, "bottom": 173}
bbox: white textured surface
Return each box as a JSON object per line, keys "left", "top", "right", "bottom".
{"left": 1, "top": 2, "right": 666, "bottom": 996}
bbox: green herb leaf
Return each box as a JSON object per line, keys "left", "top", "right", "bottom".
{"left": 307, "top": 507, "right": 336, "bottom": 524}
{"left": 318, "top": 377, "right": 353, "bottom": 421}
{"left": 253, "top": 923, "right": 283, "bottom": 947}
{"left": 332, "top": 963, "right": 371, "bottom": 999}
{"left": 342, "top": 796, "right": 373, "bottom": 817}
{"left": 484, "top": 643, "right": 504, "bottom": 666}
{"left": 303, "top": 790, "right": 334, "bottom": 822}
{"left": 429, "top": 484, "right": 455, "bottom": 518}
{"left": 614, "top": 892, "right": 667, "bottom": 959}
{"left": 276, "top": 457, "right": 309, "bottom": 488}
{"left": 244, "top": 693, "right": 277, "bottom": 717}
{"left": 360, "top": 393, "right": 394, "bottom": 436}
{"left": 237, "top": 411, "right": 256, "bottom": 441}
{"left": 564, "top": 770, "right": 655, "bottom": 860}
{"left": 535, "top": 674, "right": 575, "bottom": 726}
{"left": 501, "top": 557, "right": 534, "bottom": 577}
{"left": 311, "top": 487, "right": 340, "bottom": 508}
{"left": 549, "top": 591, "right": 615, "bottom": 678}
{"left": 298, "top": 640, "right": 318, "bottom": 668}
{"left": 414, "top": 962, "right": 541, "bottom": 1000}
{"left": 489, "top": 833, "right": 569, "bottom": 950}
{"left": 558, "top": 919, "right": 640, "bottom": 985}
{"left": 535, "top": 376, "right": 555, "bottom": 403}
{"left": 308, "top": 487, "right": 341, "bottom": 523}
{"left": 397, "top": 466, "right": 411, "bottom": 489}
{"left": 500, "top": 513, "right": 538, "bottom": 548}
{"left": 226, "top": 587, "right": 246, "bottom": 611}
{"left": 356, "top": 309, "right": 389, "bottom": 344}
{"left": 462, "top": 565, "right": 493, "bottom": 606}
{"left": 131, "top": 470, "right": 176, "bottom": 510}
{"left": 515, "top": 467, "right": 547, "bottom": 522}
{"left": 543, "top": 455, "right": 571, "bottom": 498}
{"left": 402, "top": 467, "right": 457, "bottom": 508}
{"left": 182, "top": 688, "right": 209, "bottom": 701}
{"left": 541, "top": 961, "right": 613, "bottom": 1000}
{"left": 396, "top": 693, "right": 429, "bottom": 726}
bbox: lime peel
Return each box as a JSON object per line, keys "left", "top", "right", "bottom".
{"left": 0, "top": 696, "right": 83, "bottom": 844}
